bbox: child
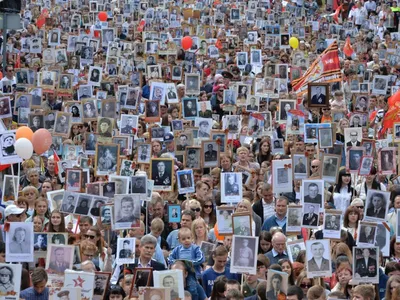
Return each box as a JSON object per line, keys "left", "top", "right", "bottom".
{"left": 330, "top": 91, "right": 347, "bottom": 113}
{"left": 167, "top": 227, "right": 205, "bottom": 278}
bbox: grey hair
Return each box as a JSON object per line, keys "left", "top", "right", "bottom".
{"left": 140, "top": 234, "right": 158, "bottom": 247}
{"left": 184, "top": 291, "right": 192, "bottom": 299}
{"left": 31, "top": 267, "right": 48, "bottom": 285}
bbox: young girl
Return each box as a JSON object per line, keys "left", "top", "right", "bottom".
{"left": 168, "top": 227, "right": 205, "bottom": 278}
{"left": 26, "top": 197, "right": 50, "bottom": 228}
{"left": 48, "top": 210, "right": 66, "bottom": 232}
{"left": 33, "top": 216, "right": 45, "bottom": 232}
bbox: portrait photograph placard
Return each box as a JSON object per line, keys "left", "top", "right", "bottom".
{"left": 100, "top": 205, "right": 113, "bottom": 228}
{"left": 153, "top": 269, "right": 185, "bottom": 300}
{"left": 308, "top": 83, "right": 329, "bottom": 107}
{"left": 131, "top": 176, "right": 148, "bottom": 195}
{"left": 231, "top": 235, "right": 258, "bottom": 275}
{"left": 138, "top": 287, "right": 171, "bottom": 300}
{"left": 363, "top": 189, "right": 390, "bottom": 222}
{"left": 287, "top": 239, "right": 306, "bottom": 263}
{"left": 33, "top": 233, "right": 48, "bottom": 258}
{"left": 359, "top": 156, "right": 374, "bottom": 176}
{"left": 305, "top": 239, "right": 332, "bottom": 278}
{"left": 346, "top": 147, "right": 365, "bottom": 174}
{"left": 301, "top": 179, "right": 324, "bottom": 208}
{"left": 266, "top": 270, "right": 288, "bottom": 299}
{"left": 168, "top": 204, "right": 181, "bottom": 223}
{"left": 200, "top": 241, "right": 216, "bottom": 266}
{"left": 232, "top": 213, "right": 252, "bottom": 236}
{"left": 133, "top": 268, "right": 153, "bottom": 291}
{"left": 216, "top": 206, "right": 234, "bottom": 234}
{"left": 271, "top": 138, "right": 284, "bottom": 154}
{"left": 301, "top": 203, "right": 320, "bottom": 228}
{"left": 47, "top": 189, "right": 64, "bottom": 211}
{"left": 0, "top": 130, "right": 21, "bottom": 164}
{"left": 357, "top": 221, "right": 378, "bottom": 247}
{"left": 272, "top": 159, "right": 293, "bottom": 194}
{"left": 0, "top": 263, "right": 22, "bottom": 299}
{"left": 116, "top": 237, "right": 135, "bottom": 264}
{"left": 64, "top": 270, "right": 95, "bottom": 300}
{"left": 109, "top": 175, "right": 130, "bottom": 195}
{"left": 65, "top": 168, "right": 82, "bottom": 192}
{"left": 184, "top": 147, "right": 201, "bottom": 169}
{"left": 344, "top": 127, "right": 363, "bottom": 147}
{"left": 49, "top": 288, "right": 82, "bottom": 300}
{"left": 220, "top": 172, "right": 243, "bottom": 204}
{"left": 292, "top": 153, "right": 309, "bottom": 180}
{"left": 352, "top": 247, "right": 379, "bottom": 284}
{"left": 378, "top": 147, "right": 396, "bottom": 175}
{"left": 1, "top": 174, "right": 18, "bottom": 205}
{"left": 137, "top": 143, "right": 152, "bottom": 164}
{"left": 176, "top": 169, "right": 195, "bottom": 194}
{"left": 113, "top": 194, "right": 141, "bottom": 230}
{"left": 318, "top": 127, "right": 333, "bottom": 148}
{"left": 45, "top": 244, "right": 75, "bottom": 274}
{"left": 287, "top": 206, "right": 302, "bottom": 233}
{"left": 321, "top": 154, "right": 340, "bottom": 183}
{"left": 95, "top": 143, "right": 120, "bottom": 176}
{"left": 6, "top": 222, "right": 34, "bottom": 263}
{"left": 150, "top": 158, "right": 174, "bottom": 192}
{"left": 323, "top": 210, "right": 342, "bottom": 239}
{"left": 201, "top": 140, "right": 220, "bottom": 168}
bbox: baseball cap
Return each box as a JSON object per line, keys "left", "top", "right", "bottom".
{"left": 164, "top": 132, "right": 174, "bottom": 142}
{"left": 5, "top": 205, "right": 24, "bottom": 218}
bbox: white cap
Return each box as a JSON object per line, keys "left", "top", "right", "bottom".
{"left": 5, "top": 205, "right": 24, "bottom": 218}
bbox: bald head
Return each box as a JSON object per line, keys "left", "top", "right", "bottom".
{"left": 272, "top": 232, "right": 286, "bottom": 254}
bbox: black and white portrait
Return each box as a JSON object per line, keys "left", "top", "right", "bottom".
{"left": 372, "top": 76, "right": 388, "bottom": 94}
{"left": 202, "top": 141, "right": 219, "bottom": 168}
{"left": 306, "top": 240, "right": 332, "bottom": 277}
{"left": 357, "top": 222, "right": 377, "bottom": 246}
{"left": 318, "top": 128, "right": 333, "bottom": 148}
{"left": 182, "top": 98, "right": 198, "bottom": 118}
{"left": 379, "top": 148, "right": 395, "bottom": 173}
{"left": 309, "top": 84, "right": 328, "bottom": 106}
{"left": 271, "top": 138, "right": 284, "bottom": 154}
{"left": 114, "top": 194, "right": 141, "bottom": 229}
{"left": 353, "top": 247, "right": 379, "bottom": 284}
{"left": 131, "top": 176, "right": 147, "bottom": 194}
{"left": 185, "top": 74, "right": 200, "bottom": 95}
{"left": 266, "top": 270, "right": 288, "bottom": 300}
{"left": 347, "top": 149, "right": 364, "bottom": 172}
{"left": 88, "top": 66, "right": 102, "bottom": 86}
{"left": 137, "top": 143, "right": 151, "bottom": 164}
{"left": 287, "top": 206, "right": 302, "bottom": 232}
{"left": 95, "top": 144, "right": 119, "bottom": 176}
{"left": 6, "top": 222, "right": 34, "bottom": 262}
{"left": 292, "top": 154, "right": 308, "bottom": 179}
{"left": 53, "top": 113, "right": 71, "bottom": 136}
{"left": 151, "top": 158, "right": 174, "bottom": 191}
{"left": 116, "top": 238, "right": 135, "bottom": 264}
{"left": 302, "top": 203, "right": 320, "bottom": 227}
{"left": 221, "top": 172, "right": 242, "bottom": 203}
{"left": 177, "top": 170, "right": 195, "bottom": 194}
{"left": 145, "top": 100, "right": 160, "bottom": 118}
{"left": 323, "top": 211, "right": 342, "bottom": 239}
{"left": 364, "top": 190, "right": 390, "bottom": 222}
{"left": 302, "top": 180, "right": 324, "bottom": 208}
{"left": 185, "top": 148, "right": 201, "bottom": 169}
{"left": 231, "top": 236, "right": 258, "bottom": 274}
{"left": 322, "top": 154, "right": 339, "bottom": 183}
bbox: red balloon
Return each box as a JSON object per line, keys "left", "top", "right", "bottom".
{"left": 181, "top": 36, "right": 193, "bottom": 50}
{"left": 98, "top": 11, "right": 108, "bottom": 22}
{"left": 32, "top": 129, "right": 52, "bottom": 155}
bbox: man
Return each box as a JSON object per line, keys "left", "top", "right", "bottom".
{"left": 366, "top": 193, "right": 386, "bottom": 219}
{"left": 304, "top": 183, "right": 322, "bottom": 205}
{"left": 121, "top": 161, "right": 134, "bottom": 176}
{"left": 177, "top": 135, "right": 188, "bottom": 151}
{"left": 266, "top": 273, "right": 286, "bottom": 300}
{"left": 302, "top": 205, "right": 318, "bottom": 226}
{"left": 205, "top": 144, "right": 217, "bottom": 161}
{"left": 355, "top": 248, "right": 377, "bottom": 277}
{"left": 49, "top": 247, "right": 69, "bottom": 273}
{"left": 139, "top": 145, "right": 149, "bottom": 161}
{"left": 261, "top": 197, "right": 288, "bottom": 233}
{"left": 235, "top": 219, "right": 250, "bottom": 236}
{"left": 359, "top": 226, "right": 375, "bottom": 244}
{"left": 311, "top": 86, "right": 326, "bottom": 104}
{"left": 180, "top": 174, "right": 192, "bottom": 188}
{"left": 323, "top": 158, "right": 336, "bottom": 176}
{"left": 147, "top": 101, "right": 159, "bottom": 117}
{"left": 121, "top": 117, "right": 135, "bottom": 134}
{"left": 42, "top": 72, "right": 54, "bottom": 85}
{"left": 98, "top": 118, "right": 112, "bottom": 137}
{"left": 253, "top": 183, "right": 275, "bottom": 224}
{"left": 186, "top": 149, "right": 199, "bottom": 168}
{"left": 246, "top": 97, "right": 258, "bottom": 111}
{"left": 154, "top": 161, "right": 171, "bottom": 186}
{"left": 20, "top": 268, "right": 49, "bottom": 299}
{"left": 162, "top": 275, "right": 179, "bottom": 299}
{"left": 57, "top": 290, "right": 70, "bottom": 300}
{"left": 103, "top": 183, "right": 115, "bottom": 198}
{"left": 94, "top": 275, "right": 107, "bottom": 296}
{"left": 349, "top": 151, "right": 362, "bottom": 170}
{"left": 61, "top": 195, "right": 76, "bottom": 213}
{"left": 325, "top": 215, "right": 339, "bottom": 230}
{"left": 167, "top": 87, "right": 177, "bottom": 99}
{"left": 307, "top": 242, "right": 330, "bottom": 272}
{"left": 294, "top": 157, "right": 306, "bottom": 173}
{"left": 198, "top": 121, "right": 210, "bottom": 138}
{"left": 346, "top": 130, "right": 361, "bottom": 146}
{"left": 117, "top": 196, "right": 139, "bottom": 224}
{"left": 167, "top": 210, "right": 195, "bottom": 249}
{"left": 119, "top": 240, "right": 133, "bottom": 258}
{"left": 287, "top": 286, "right": 304, "bottom": 300}
{"left": 265, "top": 232, "right": 288, "bottom": 265}
{"left": 225, "top": 174, "right": 239, "bottom": 195}
{"left": 132, "top": 177, "right": 146, "bottom": 193}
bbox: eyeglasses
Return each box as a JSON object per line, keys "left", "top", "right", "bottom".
{"left": 191, "top": 208, "right": 201, "bottom": 212}
{"left": 204, "top": 205, "right": 213, "bottom": 209}
{"left": 83, "top": 253, "right": 95, "bottom": 258}
{"left": 300, "top": 283, "right": 312, "bottom": 289}
{"left": 84, "top": 234, "right": 96, "bottom": 239}
{"left": 311, "top": 165, "right": 319, "bottom": 168}
{"left": 356, "top": 206, "right": 364, "bottom": 209}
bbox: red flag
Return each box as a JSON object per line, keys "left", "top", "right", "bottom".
{"left": 343, "top": 36, "right": 354, "bottom": 57}
{"left": 333, "top": 5, "right": 343, "bottom": 23}
{"left": 53, "top": 149, "right": 60, "bottom": 175}
{"left": 215, "top": 39, "right": 223, "bottom": 50}
{"left": 388, "top": 88, "right": 400, "bottom": 106}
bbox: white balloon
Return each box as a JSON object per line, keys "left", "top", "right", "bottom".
{"left": 15, "top": 137, "right": 33, "bottom": 160}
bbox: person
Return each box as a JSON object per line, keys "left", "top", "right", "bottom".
{"left": 246, "top": 97, "right": 258, "bottom": 111}
{"left": 225, "top": 174, "right": 239, "bottom": 195}
{"left": 355, "top": 248, "right": 377, "bottom": 277}
{"left": 235, "top": 218, "right": 250, "bottom": 236}
{"left": 266, "top": 273, "right": 285, "bottom": 300}
{"left": 9, "top": 227, "right": 29, "bottom": 253}
{"left": 147, "top": 101, "right": 159, "bottom": 117}
{"left": 117, "top": 196, "right": 139, "bottom": 224}
{"left": 359, "top": 226, "right": 375, "bottom": 244}
{"left": 153, "top": 161, "right": 171, "bottom": 186}
{"left": 235, "top": 238, "right": 253, "bottom": 267}
{"left": 132, "top": 177, "right": 146, "bottom": 193}
{"left": 304, "top": 183, "right": 322, "bottom": 205}
{"left": 302, "top": 205, "right": 318, "bottom": 226}
{"left": 366, "top": 192, "right": 386, "bottom": 219}
{"left": 205, "top": 144, "right": 217, "bottom": 161}
{"left": 311, "top": 86, "right": 326, "bottom": 104}
{"left": 98, "top": 148, "right": 117, "bottom": 172}
{"left": 198, "top": 121, "right": 210, "bottom": 138}
{"left": 119, "top": 240, "right": 133, "bottom": 258}
{"left": 186, "top": 149, "right": 199, "bottom": 168}
{"left": 20, "top": 267, "right": 49, "bottom": 298}
{"left": 75, "top": 198, "right": 90, "bottom": 215}
{"left": 184, "top": 100, "right": 197, "bottom": 117}
{"left": 0, "top": 266, "right": 14, "bottom": 293}
{"left": 49, "top": 247, "right": 69, "bottom": 273}
{"left": 180, "top": 174, "right": 192, "bottom": 188}
{"left": 121, "top": 116, "right": 135, "bottom": 134}
{"left": 349, "top": 151, "right": 362, "bottom": 170}
{"left": 294, "top": 158, "right": 306, "bottom": 173}
{"left": 307, "top": 242, "right": 330, "bottom": 272}
{"left": 34, "top": 234, "right": 47, "bottom": 251}
{"left": 346, "top": 130, "right": 361, "bottom": 146}
{"left": 325, "top": 215, "right": 339, "bottom": 230}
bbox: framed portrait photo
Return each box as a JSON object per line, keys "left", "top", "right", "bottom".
{"left": 185, "top": 73, "right": 200, "bottom": 95}
{"left": 321, "top": 154, "right": 341, "bottom": 184}
{"left": 202, "top": 140, "right": 220, "bottom": 168}
{"left": 150, "top": 158, "right": 174, "bottom": 191}
{"left": 114, "top": 194, "right": 141, "bottom": 230}
{"left": 364, "top": 189, "right": 390, "bottom": 222}
{"left": 287, "top": 206, "right": 302, "bottom": 233}
{"left": 352, "top": 247, "right": 379, "bottom": 284}
{"left": 292, "top": 153, "right": 309, "bottom": 180}
{"left": 133, "top": 268, "right": 153, "bottom": 291}
{"left": 357, "top": 221, "right": 378, "bottom": 247}
{"left": 116, "top": 237, "right": 135, "bottom": 264}
{"left": 95, "top": 143, "right": 120, "bottom": 176}
{"left": 230, "top": 235, "right": 258, "bottom": 275}
{"left": 6, "top": 222, "right": 34, "bottom": 262}
{"left": 45, "top": 244, "right": 75, "bottom": 274}
{"left": 65, "top": 169, "right": 82, "bottom": 192}
{"left": 153, "top": 270, "right": 184, "bottom": 300}
{"left": 378, "top": 147, "right": 396, "bottom": 175}
{"left": 216, "top": 206, "right": 234, "bottom": 234}
{"left": 302, "top": 203, "right": 320, "bottom": 228}
{"left": 359, "top": 156, "right": 374, "bottom": 176}
{"left": 272, "top": 159, "right": 293, "bottom": 194}
{"left": 181, "top": 97, "right": 198, "bottom": 119}
{"left": 137, "top": 143, "right": 152, "bottom": 164}
{"left": 323, "top": 210, "right": 342, "bottom": 239}
{"left": 318, "top": 127, "right": 333, "bottom": 148}
{"left": 346, "top": 147, "right": 365, "bottom": 174}
{"left": 232, "top": 213, "right": 252, "bottom": 236}
{"left": 168, "top": 204, "right": 181, "bottom": 223}
{"left": 184, "top": 147, "right": 201, "bottom": 169}
{"left": 53, "top": 112, "right": 72, "bottom": 137}
{"left": 302, "top": 179, "right": 324, "bottom": 208}
{"left": 0, "top": 263, "right": 22, "bottom": 298}
{"left": 220, "top": 172, "right": 243, "bottom": 204}
{"left": 266, "top": 270, "right": 288, "bottom": 299}
{"left": 308, "top": 83, "right": 329, "bottom": 107}
{"left": 305, "top": 239, "right": 332, "bottom": 278}
{"left": 287, "top": 239, "right": 306, "bottom": 263}
{"left": 176, "top": 169, "right": 195, "bottom": 194}
{"left": 93, "top": 272, "right": 111, "bottom": 300}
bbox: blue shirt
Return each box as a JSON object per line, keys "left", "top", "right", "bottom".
{"left": 168, "top": 244, "right": 205, "bottom": 277}
{"left": 166, "top": 229, "right": 180, "bottom": 249}
{"left": 201, "top": 267, "right": 239, "bottom": 297}
{"left": 20, "top": 287, "right": 49, "bottom": 300}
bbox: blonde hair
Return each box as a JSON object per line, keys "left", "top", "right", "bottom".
{"left": 22, "top": 186, "right": 39, "bottom": 198}
{"left": 189, "top": 199, "right": 201, "bottom": 209}
{"left": 150, "top": 217, "right": 164, "bottom": 232}
{"left": 236, "top": 146, "right": 249, "bottom": 154}
{"left": 178, "top": 227, "right": 192, "bottom": 239}
{"left": 353, "top": 285, "right": 375, "bottom": 300}
{"left": 191, "top": 218, "right": 208, "bottom": 243}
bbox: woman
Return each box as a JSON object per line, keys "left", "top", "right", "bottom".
{"left": 235, "top": 199, "right": 261, "bottom": 236}
{"left": 278, "top": 259, "right": 295, "bottom": 285}
{"left": 220, "top": 154, "right": 234, "bottom": 172}
{"left": 192, "top": 218, "right": 209, "bottom": 246}
{"left": 343, "top": 206, "right": 362, "bottom": 240}
{"left": 84, "top": 226, "right": 112, "bottom": 271}
{"left": 40, "top": 179, "right": 53, "bottom": 197}
{"left": 280, "top": 103, "right": 291, "bottom": 120}
{"left": 233, "top": 147, "right": 260, "bottom": 170}
{"left": 355, "top": 167, "right": 386, "bottom": 201}
{"left": 390, "top": 236, "right": 400, "bottom": 262}
{"left": 352, "top": 284, "right": 375, "bottom": 300}
{"left": 210, "top": 168, "right": 220, "bottom": 189}
{"left": 33, "top": 215, "right": 45, "bottom": 232}
{"left": 161, "top": 113, "right": 172, "bottom": 127}
{"left": 209, "top": 274, "right": 227, "bottom": 300}
{"left": 295, "top": 271, "right": 324, "bottom": 298}
{"left": 137, "top": 120, "right": 147, "bottom": 138}
{"left": 189, "top": 200, "right": 202, "bottom": 219}
{"left": 258, "top": 231, "right": 272, "bottom": 254}
{"left": 257, "top": 138, "right": 272, "bottom": 165}
{"left": 168, "top": 106, "right": 180, "bottom": 120}
{"left": 336, "top": 118, "right": 349, "bottom": 143}
{"left": 329, "top": 168, "right": 355, "bottom": 212}
{"left": 25, "top": 197, "right": 50, "bottom": 228}
{"left": 384, "top": 275, "right": 400, "bottom": 300}
{"left": 152, "top": 140, "right": 162, "bottom": 157}
{"left": 200, "top": 200, "right": 216, "bottom": 229}
{"left": 170, "top": 260, "right": 207, "bottom": 300}
{"left": 48, "top": 210, "right": 66, "bottom": 232}
{"left": 105, "top": 284, "right": 126, "bottom": 300}
{"left": 26, "top": 168, "right": 42, "bottom": 192}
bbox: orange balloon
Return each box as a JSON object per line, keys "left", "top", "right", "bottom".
{"left": 181, "top": 36, "right": 193, "bottom": 50}
{"left": 16, "top": 126, "right": 33, "bottom": 141}
{"left": 32, "top": 129, "right": 52, "bottom": 155}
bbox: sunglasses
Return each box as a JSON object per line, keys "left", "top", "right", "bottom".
{"left": 191, "top": 208, "right": 201, "bottom": 212}
{"left": 300, "top": 283, "right": 312, "bottom": 289}
{"left": 356, "top": 206, "right": 364, "bottom": 209}
{"left": 84, "top": 234, "right": 96, "bottom": 239}
{"left": 204, "top": 205, "right": 213, "bottom": 209}
{"left": 311, "top": 165, "right": 319, "bottom": 168}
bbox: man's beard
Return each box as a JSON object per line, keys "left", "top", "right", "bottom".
{"left": 3, "top": 145, "right": 14, "bottom": 155}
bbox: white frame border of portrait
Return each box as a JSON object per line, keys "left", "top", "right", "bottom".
{"left": 230, "top": 235, "right": 259, "bottom": 275}
{"left": 216, "top": 206, "right": 235, "bottom": 235}
{"left": 286, "top": 205, "right": 303, "bottom": 233}
{"left": 176, "top": 169, "right": 195, "bottom": 195}
{"left": 321, "top": 153, "right": 341, "bottom": 184}
{"left": 378, "top": 147, "right": 397, "bottom": 175}
{"left": 116, "top": 237, "right": 136, "bottom": 265}
{"left": 153, "top": 269, "right": 185, "bottom": 299}
{"left": 363, "top": 189, "right": 390, "bottom": 223}
{"left": 272, "top": 159, "right": 293, "bottom": 194}
{"left": 287, "top": 239, "right": 306, "bottom": 263}
{"left": 220, "top": 172, "right": 243, "bottom": 204}
{"left": 356, "top": 220, "right": 378, "bottom": 247}
{"left": 301, "top": 179, "right": 325, "bottom": 210}
{"left": 305, "top": 239, "right": 332, "bottom": 279}
{"left": 352, "top": 246, "right": 379, "bottom": 284}
{"left": 113, "top": 194, "right": 141, "bottom": 230}
{"left": 322, "top": 209, "right": 342, "bottom": 239}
